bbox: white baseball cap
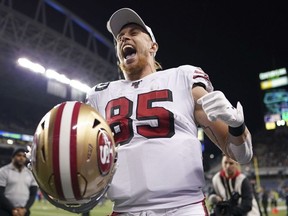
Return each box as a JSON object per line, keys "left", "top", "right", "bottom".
{"left": 107, "top": 8, "right": 156, "bottom": 43}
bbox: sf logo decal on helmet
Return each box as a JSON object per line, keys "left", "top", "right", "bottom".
{"left": 97, "top": 129, "right": 114, "bottom": 176}
{"left": 30, "top": 101, "right": 117, "bottom": 214}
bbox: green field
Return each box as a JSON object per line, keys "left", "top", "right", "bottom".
{"left": 30, "top": 200, "right": 113, "bottom": 216}
{"left": 30, "top": 200, "right": 287, "bottom": 216}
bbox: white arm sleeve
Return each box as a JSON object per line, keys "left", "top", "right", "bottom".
{"left": 228, "top": 134, "right": 253, "bottom": 164}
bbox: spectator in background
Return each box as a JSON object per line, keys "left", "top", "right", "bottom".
{"left": 283, "top": 185, "right": 288, "bottom": 216}
{"left": 270, "top": 189, "right": 279, "bottom": 214}
{"left": 208, "top": 155, "right": 261, "bottom": 216}
{"left": 36, "top": 189, "right": 43, "bottom": 202}
{"left": 261, "top": 186, "right": 269, "bottom": 216}
{"left": 0, "top": 147, "right": 38, "bottom": 216}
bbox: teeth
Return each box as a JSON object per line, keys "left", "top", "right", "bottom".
{"left": 123, "top": 44, "right": 133, "bottom": 50}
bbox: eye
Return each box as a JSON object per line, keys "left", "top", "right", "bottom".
{"left": 131, "top": 31, "right": 138, "bottom": 36}
{"left": 116, "top": 34, "right": 124, "bottom": 42}
{"left": 116, "top": 36, "right": 122, "bottom": 42}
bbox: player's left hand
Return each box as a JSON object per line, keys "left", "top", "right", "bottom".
{"left": 197, "top": 91, "right": 244, "bottom": 127}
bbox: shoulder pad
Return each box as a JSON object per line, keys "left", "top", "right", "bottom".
{"left": 94, "top": 82, "right": 110, "bottom": 91}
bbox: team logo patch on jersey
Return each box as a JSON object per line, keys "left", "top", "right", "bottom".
{"left": 131, "top": 80, "right": 142, "bottom": 88}
{"left": 97, "top": 129, "right": 114, "bottom": 176}
{"left": 94, "top": 82, "right": 110, "bottom": 91}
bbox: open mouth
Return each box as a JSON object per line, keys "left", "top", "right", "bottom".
{"left": 122, "top": 45, "right": 136, "bottom": 59}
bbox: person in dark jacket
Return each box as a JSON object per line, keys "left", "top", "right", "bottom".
{"left": 208, "top": 155, "right": 261, "bottom": 216}
{"left": 261, "top": 187, "right": 269, "bottom": 216}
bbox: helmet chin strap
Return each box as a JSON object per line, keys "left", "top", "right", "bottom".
{"left": 31, "top": 160, "right": 117, "bottom": 214}
{"left": 39, "top": 182, "right": 111, "bottom": 214}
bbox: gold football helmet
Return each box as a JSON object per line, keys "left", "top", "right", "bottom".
{"left": 30, "top": 101, "right": 117, "bottom": 213}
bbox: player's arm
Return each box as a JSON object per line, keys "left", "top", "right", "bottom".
{"left": 192, "top": 86, "right": 252, "bottom": 164}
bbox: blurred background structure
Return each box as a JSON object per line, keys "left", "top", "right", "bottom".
{"left": 0, "top": 0, "right": 118, "bottom": 165}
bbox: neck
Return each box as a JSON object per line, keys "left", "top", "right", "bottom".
{"left": 121, "top": 57, "right": 156, "bottom": 81}
{"left": 124, "top": 69, "right": 155, "bottom": 81}
{"left": 220, "top": 169, "right": 240, "bottom": 179}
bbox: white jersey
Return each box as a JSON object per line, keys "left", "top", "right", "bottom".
{"left": 86, "top": 65, "right": 213, "bottom": 212}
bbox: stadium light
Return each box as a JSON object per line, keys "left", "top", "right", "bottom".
{"left": 70, "top": 80, "right": 91, "bottom": 93}
{"left": 276, "top": 120, "right": 286, "bottom": 127}
{"left": 17, "top": 57, "right": 92, "bottom": 93}
{"left": 7, "top": 139, "right": 14, "bottom": 145}
{"left": 46, "top": 69, "right": 71, "bottom": 84}
{"left": 17, "top": 58, "right": 45, "bottom": 74}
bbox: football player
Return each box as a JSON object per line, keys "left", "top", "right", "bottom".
{"left": 86, "top": 8, "right": 253, "bottom": 216}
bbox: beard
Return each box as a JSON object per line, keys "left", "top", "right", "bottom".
{"left": 119, "top": 53, "right": 149, "bottom": 78}
{"left": 13, "top": 160, "right": 26, "bottom": 170}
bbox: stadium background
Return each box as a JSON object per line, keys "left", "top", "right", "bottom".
{"left": 0, "top": 0, "right": 287, "bottom": 215}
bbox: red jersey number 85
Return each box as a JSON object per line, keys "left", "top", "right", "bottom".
{"left": 105, "top": 89, "right": 175, "bottom": 145}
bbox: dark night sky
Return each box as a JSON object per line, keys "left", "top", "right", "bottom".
{"left": 55, "top": 0, "right": 288, "bottom": 134}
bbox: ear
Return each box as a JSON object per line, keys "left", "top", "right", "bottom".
{"left": 150, "top": 42, "right": 158, "bottom": 56}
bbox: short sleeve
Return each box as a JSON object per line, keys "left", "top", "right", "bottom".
{"left": 85, "top": 85, "right": 98, "bottom": 108}
{"left": 192, "top": 67, "right": 214, "bottom": 92}
{"left": 85, "top": 82, "right": 110, "bottom": 109}
{"left": 29, "top": 171, "right": 38, "bottom": 187}
{"left": 178, "top": 65, "right": 214, "bottom": 92}
{"left": 0, "top": 167, "right": 7, "bottom": 187}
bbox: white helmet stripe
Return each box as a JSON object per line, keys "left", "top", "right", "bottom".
{"left": 53, "top": 101, "right": 82, "bottom": 200}
{"left": 59, "top": 101, "right": 76, "bottom": 199}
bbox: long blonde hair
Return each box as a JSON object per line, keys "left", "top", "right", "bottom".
{"left": 154, "top": 60, "right": 162, "bottom": 70}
